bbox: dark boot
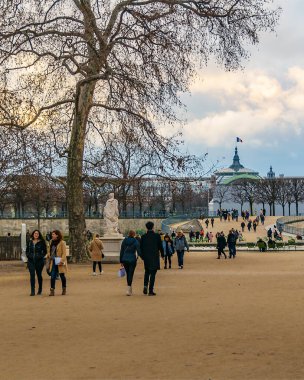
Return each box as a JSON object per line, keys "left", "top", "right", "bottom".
{"left": 30, "top": 289, "right": 35, "bottom": 296}
{"left": 143, "top": 286, "right": 148, "bottom": 295}
{"left": 37, "top": 288, "right": 42, "bottom": 295}
{"left": 62, "top": 287, "right": 66, "bottom": 295}
{"left": 49, "top": 288, "right": 55, "bottom": 296}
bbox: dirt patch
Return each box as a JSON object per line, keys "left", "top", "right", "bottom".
{"left": 1, "top": 252, "right": 304, "bottom": 380}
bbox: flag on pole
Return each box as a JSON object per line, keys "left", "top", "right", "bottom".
{"left": 236, "top": 137, "right": 243, "bottom": 143}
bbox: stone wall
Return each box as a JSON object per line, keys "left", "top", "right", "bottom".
{"left": 0, "top": 218, "right": 163, "bottom": 237}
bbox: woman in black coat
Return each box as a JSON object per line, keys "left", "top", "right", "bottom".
{"left": 26, "top": 230, "right": 47, "bottom": 296}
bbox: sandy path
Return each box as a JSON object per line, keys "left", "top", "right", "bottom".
{"left": 1, "top": 252, "right": 304, "bottom": 380}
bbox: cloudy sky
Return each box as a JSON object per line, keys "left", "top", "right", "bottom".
{"left": 179, "top": 0, "right": 304, "bottom": 177}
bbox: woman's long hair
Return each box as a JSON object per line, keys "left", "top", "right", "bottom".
{"left": 51, "top": 230, "right": 63, "bottom": 245}
{"left": 30, "top": 230, "right": 45, "bottom": 241}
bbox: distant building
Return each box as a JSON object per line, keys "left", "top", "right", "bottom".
{"left": 215, "top": 147, "right": 260, "bottom": 185}
{"left": 267, "top": 166, "right": 275, "bottom": 179}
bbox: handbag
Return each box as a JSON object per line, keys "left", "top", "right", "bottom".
{"left": 118, "top": 267, "right": 126, "bottom": 277}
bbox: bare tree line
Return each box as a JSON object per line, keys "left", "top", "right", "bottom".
{"left": 215, "top": 178, "right": 304, "bottom": 216}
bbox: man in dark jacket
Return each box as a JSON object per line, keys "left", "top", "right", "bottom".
{"left": 140, "top": 221, "right": 164, "bottom": 296}
{"left": 227, "top": 229, "right": 237, "bottom": 259}
{"left": 216, "top": 232, "right": 227, "bottom": 259}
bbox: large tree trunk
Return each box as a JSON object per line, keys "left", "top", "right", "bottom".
{"left": 67, "top": 81, "right": 96, "bottom": 262}
{"left": 282, "top": 204, "right": 285, "bottom": 216}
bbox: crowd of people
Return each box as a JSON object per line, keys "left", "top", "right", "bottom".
{"left": 23, "top": 208, "right": 286, "bottom": 297}
{"left": 24, "top": 222, "right": 191, "bottom": 298}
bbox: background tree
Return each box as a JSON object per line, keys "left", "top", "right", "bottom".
{"left": 0, "top": 1, "right": 280, "bottom": 260}
{"left": 289, "top": 178, "right": 304, "bottom": 216}
{"left": 230, "top": 183, "right": 246, "bottom": 213}
{"left": 276, "top": 178, "right": 290, "bottom": 216}
{"left": 213, "top": 185, "right": 230, "bottom": 211}
{"left": 234, "top": 179, "right": 257, "bottom": 215}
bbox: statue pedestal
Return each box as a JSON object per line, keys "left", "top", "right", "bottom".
{"left": 102, "top": 234, "right": 124, "bottom": 263}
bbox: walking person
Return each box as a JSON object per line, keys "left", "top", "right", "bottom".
{"left": 120, "top": 230, "right": 141, "bottom": 296}
{"left": 211, "top": 217, "right": 215, "bottom": 228}
{"left": 209, "top": 231, "right": 214, "bottom": 243}
{"left": 47, "top": 230, "right": 67, "bottom": 296}
{"left": 163, "top": 234, "right": 175, "bottom": 269}
{"left": 247, "top": 220, "right": 252, "bottom": 232}
{"left": 88, "top": 233, "right": 104, "bottom": 275}
{"left": 26, "top": 230, "right": 47, "bottom": 296}
{"left": 140, "top": 221, "right": 164, "bottom": 296}
{"left": 174, "top": 230, "right": 189, "bottom": 269}
{"left": 241, "top": 221, "right": 245, "bottom": 232}
{"left": 227, "top": 229, "right": 237, "bottom": 259}
{"left": 216, "top": 231, "right": 227, "bottom": 259}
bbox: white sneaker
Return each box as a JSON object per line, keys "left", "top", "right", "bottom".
{"left": 92, "top": 272, "right": 97, "bottom": 276}
{"left": 99, "top": 271, "right": 103, "bottom": 275}
{"left": 126, "top": 286, "right": 132, "bottom": 296}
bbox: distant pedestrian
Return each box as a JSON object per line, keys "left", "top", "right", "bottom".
{"left": 120, "top": 230, "right": 141, "bottom": 296}
{"left": 247, "top": 220, "right": 252, "bottom": 232}
{"left": 162, "top": 234, "right": 175, "bottom": 269}
{"left": 227, "top": 229, "right": 237, "bottom": 259}
{"left": 26, "top": 230, "right": 47, "bottom": 296}
{"left": 205, "top": 219, "right": 209, "bottom": 228}
{"left": 253, "top": 221, "right": 257, "bottom": 232}
{"left": 140, "top": 221, "right": 164, "bottom": 296}
{"left": 174, "top": 230, "right": 189, "bottom": 269}
{"left": 267, "top": 228, "right": 272, "bottom": 239}
{"left": 195, "top": 231, "right": 200, "bottom": 242}
{"left": 211, "top": 218, "right": 215, "bottom": 228}
{"left": 216, "top": 232, "right": 227, "bottom": 259}
{"left": 88, "top": 233, "right": 104, "bottom": 275}
{"left": 209, "top": 231, "right": 214, "bottom": 243}
{"left": 241, "top": 221, "right": 245, "bottom": 232}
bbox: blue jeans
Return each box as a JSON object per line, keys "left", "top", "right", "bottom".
{"left": 177, "top": 250, "right": 185, "bottom": 267}
{"left": 228, "top": 244, "right": 236, "bottom": 258}
{"left": 50, "top": 260, "right": 66, "bottom": 289}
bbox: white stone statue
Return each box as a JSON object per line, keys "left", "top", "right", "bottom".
{"left": 103, "top": 193, "right": 119, "bottom": 234}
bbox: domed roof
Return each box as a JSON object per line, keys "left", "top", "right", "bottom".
{"left": 215, "top": 147, "right": 260, "bottom": 184}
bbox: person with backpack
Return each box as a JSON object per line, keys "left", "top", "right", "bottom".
{"left": 120, "top": 230, "right": 141, "bottom": 296}
{"left": 174, "top": 230, "right": 189, "bottom": 269}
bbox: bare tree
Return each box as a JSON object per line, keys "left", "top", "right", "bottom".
{"left": 230, "top": 183, "right": 246, "bottom": 213}
{"left": 288, "top": 178, "right": 304, "bottom": 216}
{"left": 0, "top": 1, "right": 280, "bottom": 260}
{"left": 276, "top": 178, "right": 290, "bottom": 216}
{"left": 233, "top": 179, "right": 258, "bottom": 215}
{"left": 213, "top": 185, "right": 230, "bottom": 210}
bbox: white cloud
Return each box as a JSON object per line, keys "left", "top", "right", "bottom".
{"left": 183, "top": 66, "right": 304, "bottom": 148}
